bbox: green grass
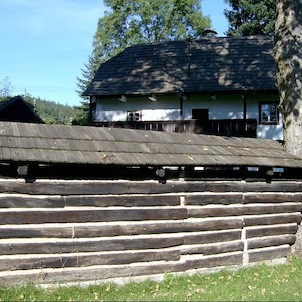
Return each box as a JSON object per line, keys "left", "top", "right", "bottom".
{"left": 0, "top": 256, "right": 302, "bottom": 301}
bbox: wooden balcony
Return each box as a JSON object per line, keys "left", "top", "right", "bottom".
{"left": 93, "top": 119, "right": 257, "bottom": 138}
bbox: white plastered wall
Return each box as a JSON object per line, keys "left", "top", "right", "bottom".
{"left": 95, "top": 92, "right": 283, "bottom": 140}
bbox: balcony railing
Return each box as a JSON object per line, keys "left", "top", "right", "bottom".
{"left": 93, "top": 119, "right": 257, "bottom": 138}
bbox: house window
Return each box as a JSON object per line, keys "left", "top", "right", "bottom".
{"left": 127, "top": 111, "right": 141, "bottom": 121}
{"left": 192, "top": 109, "right": 209, "bottom": 121}
{"left": 259, "top": 102, "right": 279, "bottom": 125}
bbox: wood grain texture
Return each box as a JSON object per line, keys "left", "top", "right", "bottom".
{"left": 186, "top": 252, "right": 243, "bottom": 269}
{"left": 0, "top": 249, "right": 180, "bottom": 271}
{"left": 185, "top": 194, "right": 243, "bottom": 205}
{"left": 247, "top": 234, "right": 296, "bottom": 249}
{"left": 65, "top": 194, "right": 180, "bottom": 207}
{"left": 0, "top": 236, "right": 184, "bottom": 255}
{"left": 0, "top": 226, "right": 73, "bottom": 239}
{"left": 180, "top": 241, "right": 244, "bottom": 255}
{"left": 243, "top": 213, "right": 302, "bottom": 226}
{"left": 0, "top": 195, "right": 65, "bottom": 208}
{"left": 183, "top": 230, "right": 241, "bottom": 245}
{"left": 246, "top": 224, "right": 298, "bottom": 238}
{"left": 248, "top": 245, "right": 291, "bottom": 263}
{"left": 73, "top": 218, "right": 243, "bottom": 238}
{"left": 188, "top": 203, "right": 302, "bottom": 218}
{"left": 0, "top": 208, "right": 187, "bottom": 225}
{"left": 0, "top": 261, "right": 187, "bottom": 285}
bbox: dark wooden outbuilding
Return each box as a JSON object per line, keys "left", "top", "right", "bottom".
{"left": 0, "top": 96, "right": 44, "bottom": 124}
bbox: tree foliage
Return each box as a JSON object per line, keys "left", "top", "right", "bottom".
{"left": 22, "top": 95, "right": 80, "bottom": 125}
{"left": 0, "top": 77, "right": 14, "bottom": 97}
{"left": 274, "top": 0, "right": 302, "bottom": 156}
{"left": 76, "top": 0, "right": 211, "bottom": 124}
{"left": 224, "top": 0, "right": 276, "bottom": 36}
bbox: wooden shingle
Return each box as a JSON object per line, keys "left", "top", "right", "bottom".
{"left": 0, "top": 122, "right": 302, "bottom": 169}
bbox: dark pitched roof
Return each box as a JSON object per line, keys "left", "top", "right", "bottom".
{"left": 0, "top": 96, "right": 44, "bottom": 124}
{"left": 83, "top": 36, "right": 277, "bottom": 96}
{"left": 0, "top": 121, "right": 301, "bottom": 169}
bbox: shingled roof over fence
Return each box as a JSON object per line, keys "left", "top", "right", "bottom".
{"left": 83, "top": 35, "right": 276, "bottom": 96}
{"left": 0, "top": 122, "right": 301, "bottom": 169}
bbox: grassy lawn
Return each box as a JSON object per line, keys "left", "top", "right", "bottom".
{"left": 0, "top": 256, "right": 302, "bottom": 301}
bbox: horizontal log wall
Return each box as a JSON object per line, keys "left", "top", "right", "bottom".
{"left": 0, "top": 179, "right": 301, "bottom": 285}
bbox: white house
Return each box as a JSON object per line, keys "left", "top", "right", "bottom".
{"left": 84, "top": 35, "right": 283, "bottom": 141}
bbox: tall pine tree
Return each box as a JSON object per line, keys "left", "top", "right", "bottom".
{"left": 224, "top": 0, "right": 276, "bottom": 36}
{"left": 76, "top": 0, "right": 211, "bottom": 124}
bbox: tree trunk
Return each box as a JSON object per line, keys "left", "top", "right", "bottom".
{"left": 273, "top": 0, "right": 302, "bottom": 156}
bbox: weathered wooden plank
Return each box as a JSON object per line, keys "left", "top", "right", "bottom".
{"left": 0, "top": 218, "right": 243, "bottom": 239}
{"left": 186, "top": 182, "right": 232, "bottom": 193}
{"left": 188, "top": 203, "right": 302, "bottom": 218}
{"left": 0, "top": 249, "right": 180, "bottom": 271}
{"left": 243, "top": 213, "right": 302, "bottom": 226}
{"left": 64, "top": 194, "right": 180, "bottom": 207}
{"left": 186, "top": 252, "right": 243, "bottom": 270}
{"left": 188, "top": 205, "right": 243, "bottom": 218}
{"left": 246, "top": 224, "right": 298, "bottom": 238}
{"left": 185, "top": 194, "right": 243, "bottom": 205}
{"left": 0, "top": 195, "right": 65, "bottom": 208}
{"left": 0, "top": 226, "right": 73, "bottom": 239}
{"left": 0, "top": 236, "right": 184, "bottom": 255}
{"left": 0, "top": 261, "right": 187, "bottom": 285}
{"left": 1, "top": 180, "right": 302, "bottom": 196}
{"left": 242, "top": 203, "right": 302, "bottom": 215}
{"left": 243, "top": 193, "right": 302, "bottom": 204}
{"left": 248, "top": 245, "right": 291, "bottom": 263}
{"left": 0, "top": 180, "right": 188, "bottom": 195}
{"left": 234, "top": 182, "right": 302, "bottom": 193}
{"left": 180, "top": 241, "right": 244, "bottom": 255}
{"left": 247, "top": 234, "right": 296, "bottom": 250}
{"left": 0, "top": 208, "right": 187, "bottom": 225}
{"left": 183, "top": 230, "right": 241, "bottom": 245}
{"left": 74, "top": 218, "right": 243, "bottom": 238}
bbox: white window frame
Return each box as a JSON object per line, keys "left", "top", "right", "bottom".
{"left": 259, "top": 102, "right": 279, "bottom": 125}
{"left": 127, "top": 110, "right": 141, "bottom": 121}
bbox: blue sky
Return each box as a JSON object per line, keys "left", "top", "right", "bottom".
{"left": 0, "top": 0, "right": 229, "bottom": 107}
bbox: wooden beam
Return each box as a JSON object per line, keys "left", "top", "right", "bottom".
{"left": 188, "top": 203, "right": 302, "bottom": 219}
{"left": 65, "top": 194, "right": 180, "bottom": 207}
{"left": 186, "top": 252, "right": 243, "bottom": 270}
{"left": 0, "top": 236, "right": 184, "bottom": 255}
{"left": 0, "top": 261, "right": 187, "bottom": 285}
{"left": 184, "top": 230, "right": 241, "bottom": 245}
{"left": 246, "top": 224, "right": 298, "bottom": 238}
{"left": 247, "top": 234, "right": 296, "bottom": 249}
{"left": 180, "top": 241, "right": 244, "bottom": 255}
{"left": 185, "top": 194, "right": 243, "bottom": 205}
{"left": 0, "top": 208, "right": 187, "bottom": 225}
{"left": 248, "top": 245, "right": 291, "bottom": 263}
{"left": 243, "top": 193, "right": 302, "bottom": 203}
{"left": 74, "top": 218, "right": 243, "bottom": 238}
{"left": 243, "top": 213, "right": 301, "bottom": 226}
{"left": 0, "top": 249, "right": 181, "bottom": 271}
{"left": 0, "top": 226, "right": 73, "bottom": 239}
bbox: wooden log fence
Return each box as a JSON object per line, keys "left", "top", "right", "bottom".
{"left": 0, "top": 179, "right": 301, "bottom": 285}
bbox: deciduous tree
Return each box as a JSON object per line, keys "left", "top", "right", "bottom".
{"left": 76, "top": 0, "right": 211, "bottom": 124}
{"left": 274, "top": 0, "right": 302, "bottom": 156}
{"left": 0, "top": 77, "right": 14, "bottom": 97}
